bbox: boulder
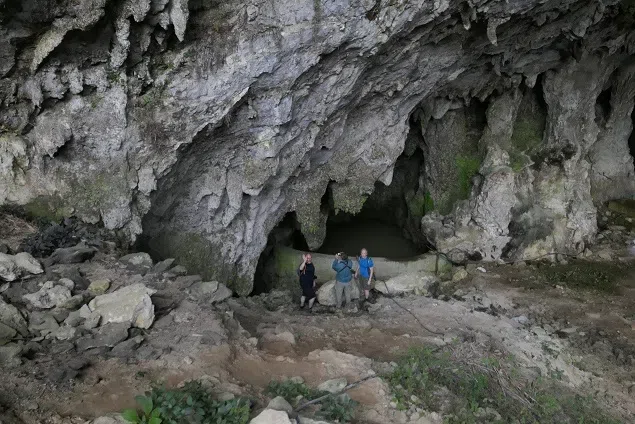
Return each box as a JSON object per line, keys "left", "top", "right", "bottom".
{"left": 23, "top": 281, "right": 72, "bottom": 309}
{"left": 29, "top": 311, "right": 60, "bottom": 336}
{"left": 0, "top": 298, "right": 28, "bottom": 336}
{"left": 87, "top": 283, "right": 155, "bottom": 328}
{"left": 452, "top": 268, "right": 469, "bottom": 282}
{"left": 0, "top": 252, "right": 43, "bottom": 282}
{"left": 59, "top": 294, "right": 86, "bottom": 310}
{"left": 210, "top": 283, "right": 233, "bottom": 303}
{"left": 0, "top": 322, "right": 17, "bottom": 345}
{"left": 189, "top": 281, "right": 233, "bottom": 303}
{"left": 249, "top": 409, "right": 292, "bottom": 424}
{"left": 76, "top": 322, "right": 129, "bottom": 351}
{"left": 12, "top": 252, "right": 44, "bottom": 275}
{"left": 317, "top": 378, "right": 347, "bottom": 394}
{"left": 316, "top": 281, "right": 360, "bottom": 306}
{"left": 148, "top": 258, "right": 175, "bottom": 274}
{"left": 166, "top": 265, "right": 188, "bottom": 276}
{"left": 266, "top": 396, "right": 293, "bottom": 414}
{"left": 375, "top": 272, "right": 439, "bottom": 295}
{"left": 0, "top": 343, "right": 22, "bottom": 367}
{"left": 45, "top": 245, "right": 97, "bottom": 266}
{"left": 110, "top": 335, "right": 144, "bottom": 358}
{"left": 119, "top": 252, "right": 153, "bottom": 274}
{"left": 88, "top": 279, "right": 111, "bottom": 295}
{"left": 92, "top": 415, "right": 128, "bottom": 424}
{"left": 53, "top": 325, "right": 78, "bottom": 341}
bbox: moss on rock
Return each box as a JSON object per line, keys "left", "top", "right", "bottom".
{"left": 147, "top": 231, "right": 252, "bottom": 296}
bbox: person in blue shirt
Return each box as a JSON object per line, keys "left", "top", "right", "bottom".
{"left": 332, "top": 252, "right": 353, "bottom": 309}
{"left": 355, "top": 248, "right": 374, "bottom": 302}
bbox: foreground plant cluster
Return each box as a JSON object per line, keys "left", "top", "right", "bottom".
{"left": 387, "top": 346, "right": 623, "bottom": 424}
{"left": 122, "top": 379, "right": 358, "bottom": 424}
{"left": 122, "top": 382, "right": 251, "bottom": 424}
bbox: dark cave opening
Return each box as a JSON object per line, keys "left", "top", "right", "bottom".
{"left": 252, "top": 119, "right": 430, "bottom": 295}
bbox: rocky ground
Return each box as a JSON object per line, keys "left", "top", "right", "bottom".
{"left": 0, "top": 211, "right": 634, "bottom": 424}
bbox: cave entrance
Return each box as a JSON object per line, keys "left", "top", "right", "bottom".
{"left": 316, "top": 147, "right": 428, "bottom": 259}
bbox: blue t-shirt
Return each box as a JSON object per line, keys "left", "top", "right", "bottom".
{"left": 358, "top": 257, "right": 374, "bottom": 278}
{"left": 332, "top": 259, "right": 353, "bottom": 283}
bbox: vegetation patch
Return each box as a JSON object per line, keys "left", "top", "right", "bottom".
{"left": 266, "top": 379, "right": 357, "bottom": 423}
{"left": 387, "top": 346, "right": 623, "bottom": 424}
{"left": 123, "top": 381, "right": 251, "bottom": 424}
{"left": 537, "top": 261, "right": 626, "bottom": 293}
{"left": 456, "top": 155, "right": 481, "bottom": 201}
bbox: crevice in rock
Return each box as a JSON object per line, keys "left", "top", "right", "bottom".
{"left": 252, "top": 212, "right": 308, "bottom": 295}
{"left": 595, "top": 87, "right": 612, "bottom": 126}
{"left": 630, "top": 102, "right": 635, "bottom": 171}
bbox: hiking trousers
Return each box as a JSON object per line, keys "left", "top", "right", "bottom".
{"left": 335, "top": 281, "right": 351, "bottom": 308}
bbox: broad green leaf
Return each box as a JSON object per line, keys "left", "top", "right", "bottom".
{"left": 122, "top": 409, "right": 140, "bottom": 423}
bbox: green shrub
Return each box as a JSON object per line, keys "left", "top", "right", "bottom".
{"left": 266, "top": 379, "right": 320, "bottom": 402}
{"left": 538, "top": 261, "right": 626, "bottom": 293}
{"left": 122, "top": 381, "right": 250, "bottom": 424}
{"left": 318, "top": 394, "right": 357, "bottom": 423}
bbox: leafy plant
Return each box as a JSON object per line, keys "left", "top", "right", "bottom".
{"left": 317, "top": 394, "right": 358, "bottom": 423}
{"left": 122, "top": 396, "right": 162, "bottom": 424}
{"left": 266, "top": 379, "right": 357, "bottom": 423}
{"left": 122, "top": 381, "right": 250, "bottom": 424}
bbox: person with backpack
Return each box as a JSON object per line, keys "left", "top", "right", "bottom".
{"left": 332, "top": 252, "right": 353, "bottom": 309}
{"left": 355, "top": 248, "right": 375, "bottom": 303}
{"left": 298, "top": 253, "right": 317, "bottom": 311}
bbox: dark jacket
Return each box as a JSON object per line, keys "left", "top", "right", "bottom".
{"left": 298, "top": 262, "right": 317, "bottom": 285}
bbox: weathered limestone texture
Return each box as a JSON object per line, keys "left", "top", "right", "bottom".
{"left": 1, "top": 0, "right": 634, "bottom": 293}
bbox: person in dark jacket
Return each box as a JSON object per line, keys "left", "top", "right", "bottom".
{"left": 298, "top": 253, "right": 317, "bottom": 310}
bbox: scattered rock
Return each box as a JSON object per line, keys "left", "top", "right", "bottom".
{"left": 88, "top": 279, "right": 111, "bottom": 295}
{"left": 92, "top": 416, "right": 128, "bottom": 424}
{"left": 45, "top": 245, "right": 97, "bottom": 266}
{"left": 166, "top": 265, "right": 188, "bottom": 276}
{"left": 267, "top": 396, "right": 293, "bottom": 414}
{"left": 88, "top": 283, "right": 156, "bottom": 329}
{"left": 512, "top": 315, "right": 529, "bottom": 325}
{"left": 0, "top": 322, "right": 17, "bottom": 345}
{"left": 84, "top": 312, "right": 101, "bottom": 329}
{"left": 0, "top": 298, "right": 28, "bottom": 336}
{"left": 76, "top": 322, "right": 129, "bottom": 351}
{"left": 249, "top": 409, "right": 292, "bottom": 424}
{"left": 23, "top": 281, "right": 72, "bottom": 309}
{"left": 119, "top": 252, "right": 153, "bottom": 274}
{"left": 0, "top": 343, "right": 22, "bottom": 367}
{"left": 597, "top": 250, "right": 613, "bottom": 261}
{"left": 375, "top": 272, "right": 439, "bottom": 295}
{"left": 13, "top": 252, "right": 44, "bottom": 275}
{"left": 149, "top": 258, "right": 175, "bottom": 275}
{"left": 210, "top": 283, "right": 233, "bottom": 303}
{"left": 29, "top": 311, "right": 60, "bottom": 336}
{"left": 58, "top": 278, "right": 75, "bottom": 290}
{"left": 59, "top": 294, "right": 85, "bottom": 310}
{"left": 476, "top": 266, "right": 487, "bottom": 273}
{"left": 110, "top": 335, "right": 144, "bottom": 358}
{"left": 316, "top": 281, "right": 360, "bottom": 306}
{"left": 452, "top": 268, "right": 469, "bottom": 282}
{"left": 297, "top": 417, "right": 332, "bottom": 424}
{"left": 0, "top": 252, "right": 43, "bottom": 281}
{"left": 64, "top": 310, "right": 85, "bottom": 327}
{"left": 54, "top": 325, "right": 78, "bottom": 341}
{"left": 189, "top": 281, "right": 219, "bottom": 296}
{"left": 317, "top": 378, "right": 347, "bottom": 393}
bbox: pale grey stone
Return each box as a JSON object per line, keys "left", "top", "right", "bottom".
{"left": 88, "top": 283, "right": 155, "bottom": 328}
{"left": 23, "top": 282, "right": 72, "bottom": 309}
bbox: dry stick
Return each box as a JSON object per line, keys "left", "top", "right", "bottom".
{"left": 293, "top": 375, "right": 377, "bottom": 414}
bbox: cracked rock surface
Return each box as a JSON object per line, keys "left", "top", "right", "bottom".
{"left": 1, "top": 0, "right": 634, "bottom": 294}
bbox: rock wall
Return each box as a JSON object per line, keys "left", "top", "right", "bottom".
{"left": 1, "top": 0, "right": 635, "bottom": 294}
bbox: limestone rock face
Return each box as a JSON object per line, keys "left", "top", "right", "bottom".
{"left": 87, "top": 284, "right": 156, "bottom": 329}
{"left": 0, "top": 0, "right": 634, "bottom": 294}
